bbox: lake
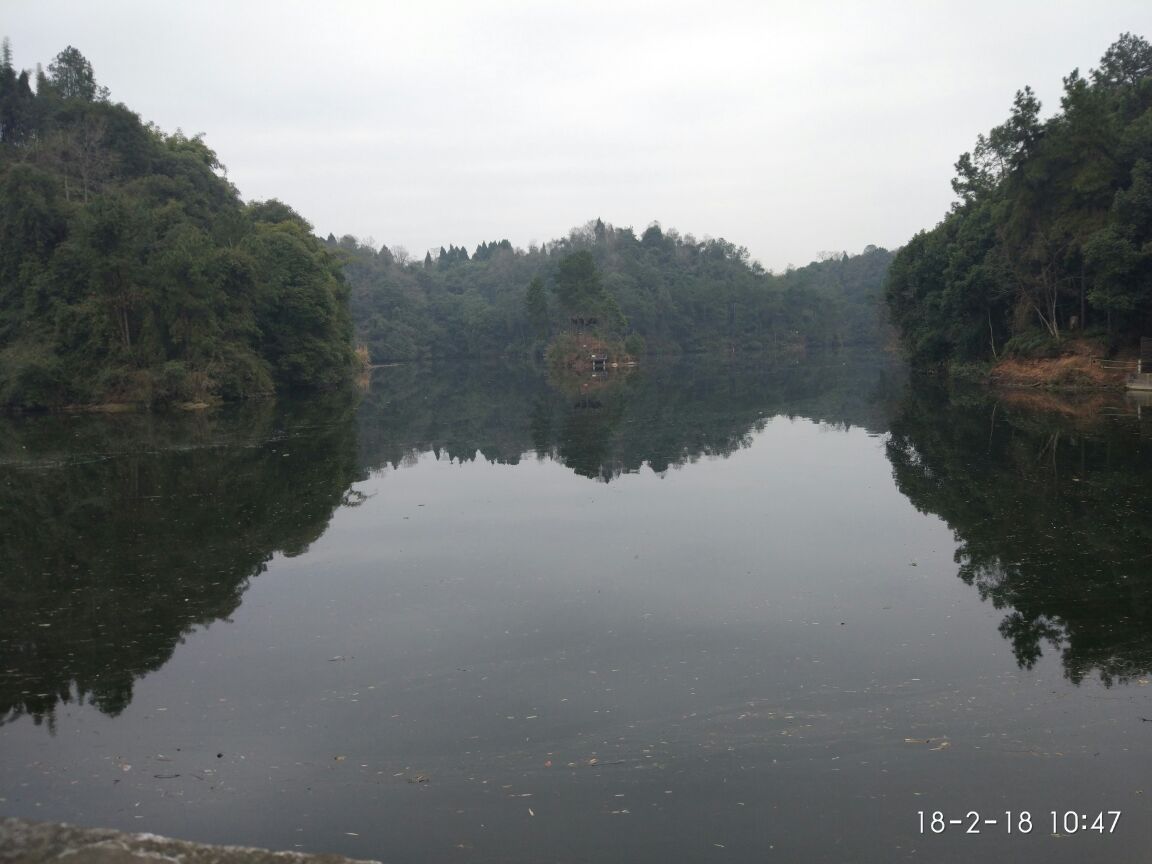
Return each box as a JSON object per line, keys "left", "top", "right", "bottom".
{"left": 2, "top": 356, "right": 1152, "bottom": 863}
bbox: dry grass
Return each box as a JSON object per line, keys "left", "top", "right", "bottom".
{"left": 353, "top": 344, "right": 371, "bottom": 371}
{"left": 989, "top": 340, "right": 1134, "bottom": 390}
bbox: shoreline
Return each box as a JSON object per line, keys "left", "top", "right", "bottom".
{"left": 952, "top": 352, "right": 1136, "bottom": 393}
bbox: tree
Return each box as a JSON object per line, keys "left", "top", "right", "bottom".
{"left": 0, "top": 43, "right": 357, "bottom": 407}
{"left": 0, "top": 39, "right": 37, "bottom": 145}
{"left": 0, "top": 67, "right": 36, "bottom": 145}
{"left": 554, "top": 250, "right": 604, "bottom": 317}
{"left": 245, "top": 218, "right": 353, "bottom": 388}
{"left": 1091, "top": 32, "right": 1152, "bottom": 88}
{"left": 46, "top": 46, "right": 108, "bottom": 102}
{"left": 641, "top": 222, "right": 665, "bottom": 249}
{"left": 889, "top": 32, "right": 1152, "bottom": 361}
{"left": 245, "top": 198, "right": 307, "bottom": 228}
{"left": 76, "top": 191, "right": 150, "bottom": 355}
{"left": 52, "top": 113, "right": 111, "bottom": 202}
{"left": 1084, "top": 160, "right": 1152, "bottom": 331}
{"left": 951, "top": 87, "right": 1043, "bottom": 205}
{"left": 524, "top": 276, "right": 549, "bottom": 337}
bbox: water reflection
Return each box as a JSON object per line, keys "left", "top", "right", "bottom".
{"left": 0, "top": 392, "right": 363, "bottom": 729}
{"left": 6, "top": 355, "right": 1152, "bottom": 742}
{"left": 886, "top": 383, "right": 1152, "bottom": 684}
{"left": 357, "top": 355, "right": 902, "bottom": 481}
{"left": 0, "top": 356, "right": 902, "bottom": 730}
{"left": 7, "top": 359, "right": 1152, "bottom": 861}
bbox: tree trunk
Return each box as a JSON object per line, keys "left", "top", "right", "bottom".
{"left": 1079, "top": 261, "right": 1086, "bottom": 331}
{"left": 121, "top": 305, "right": 131, "bottom": 350}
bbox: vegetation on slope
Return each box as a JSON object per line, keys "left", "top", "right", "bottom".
{"left": 331, "top": 220, "right": 893, "bottom": 363}
{"left": 0, "top": 42, "right": 355, "bottom": 409}
{"left": 886, "top": 33, "right": 1152, "bottom": 369}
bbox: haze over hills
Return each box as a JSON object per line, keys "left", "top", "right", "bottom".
{"left": 0, "top": 41, "right": 895, "bottom": 409}
{"left": 7, "top": 32, "right": 1147, "bottom": 411}
{"left": 330, "top": 223, "right": 893, "bottom": 363}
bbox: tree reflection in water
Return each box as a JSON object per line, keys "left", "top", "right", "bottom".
{"left": 0, "top": 392, "right": 363, "bottom": 730}
{"left": 887, "top": 383, "right": 1152, "bottom": 685}
{"left": 20, "top": 356, "right": 1148, "bottom": 731}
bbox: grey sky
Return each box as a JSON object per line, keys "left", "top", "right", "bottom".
{"left": 5, "top": 1, "right": 1149, "bottom": 270}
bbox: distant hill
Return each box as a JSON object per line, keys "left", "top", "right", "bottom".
{"left": 330, "top": 221, "right": 893, "bottom": 362}
{"left": 0, "top": 42, "right": 355, "bottom": 409}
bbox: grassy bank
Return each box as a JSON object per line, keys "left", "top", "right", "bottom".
{"left": 946, "top": 339, "right": 1136, "bottom": 391}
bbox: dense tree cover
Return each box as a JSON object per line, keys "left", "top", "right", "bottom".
{"left": 887, "top": 33, "right": 1152, "bottom": 366}
{"left": 887, "top": 383, "right": 1152, "bottom": 684}
{"left": 331, "top": 219, "right": 893, "bottom": 363}
{"left": 0, "top": 390, "right": 363, "bottom": 728}
{"left": 0, "top": 43, "right": 355, "bottom": 409}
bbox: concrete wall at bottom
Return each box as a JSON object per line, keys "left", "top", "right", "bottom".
{"left": 0, "top": 818, "right": 380, "bottom": 864}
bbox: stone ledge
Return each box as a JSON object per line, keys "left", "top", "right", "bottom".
{"left": 0, "top": 819, "right": 380, "bottom": 864}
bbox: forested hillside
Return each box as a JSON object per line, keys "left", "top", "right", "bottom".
{"left": 0, "top": 43, "right": 354, "bottom": 409}
{"left": 331, "top": 221, "right": 892, "bottom": 362}
{"left": 886, "top": 33, "right": 1152, "bottom": 366}
{"left": 0, "top": 39, "right": 894, "bottom": 410}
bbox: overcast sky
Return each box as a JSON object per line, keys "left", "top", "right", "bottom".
{"left": 5, "top": 1, "right": 1149, "bottom": 270}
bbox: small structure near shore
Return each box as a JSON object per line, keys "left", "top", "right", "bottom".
{"left": 546, "top": 333, "right": 634, "bottom": 375}
{"left": 1127, "top": 338, "right": 1152, "bottom": 391}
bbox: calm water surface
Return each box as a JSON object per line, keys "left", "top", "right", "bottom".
{"left": 2, "top": 357, "right": 1152, "bottom": 863}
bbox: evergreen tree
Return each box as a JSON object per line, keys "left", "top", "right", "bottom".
{"left": 887, "top": 33, "right": 1152, "bottom": 363}
{"left": 525, "top": 275, "right": 549, "bottom": 337}
{"left": 554, "top": 250, "right": 603, "bottom": 317}
{"left": 0, "top": 40, "right": 355, "bottom": 408}
{"left": 46, "top": 45, "right": 108, "bottom": 102}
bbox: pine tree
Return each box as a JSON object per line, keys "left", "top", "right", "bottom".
{"left": 46, "top": 46, "right": 108, "bottom": 101}
{"left": 525, "top": 276, "right": 549, "bottom": 337}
